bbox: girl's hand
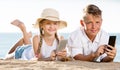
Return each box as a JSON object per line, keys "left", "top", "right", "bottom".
{"left": 50, "top": 50, "right": 56, "bottom": 61}
{"left": 56, "top": 49, "right": 67, "bottom": 61}
{"left": 36, "top": 53, "right": 42, "bottom": 61}
{"left": 57, "top": 49, "right": 67, "bottom": 57}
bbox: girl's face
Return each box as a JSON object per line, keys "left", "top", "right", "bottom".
{"left": 41, "top": 19, "right": 59, "bottom": 36}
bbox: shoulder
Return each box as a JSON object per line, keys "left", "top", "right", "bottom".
{"left": 69, "top": 27, "right": 83, "bottom": 38}
{"left": 33, "top": 35, "right": 39, "bottom": 41}
{"left": 32, "top": 35, "right": 40, "bottom": 47}
{"left": 97, "top": 30, "right": 110, "bottom": 44}
{"left": 100, "top": 29, "right": 109, "bottom": 37}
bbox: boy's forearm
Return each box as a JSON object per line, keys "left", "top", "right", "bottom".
{"left": 74, "top": 53, "right": 95, "bottom": 61}
{"left": 101, "top": 56, "right": 113, "bottom": 62}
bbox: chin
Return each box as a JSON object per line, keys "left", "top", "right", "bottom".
{"left": 48, "top": 32, "right": 56, "bottom": 35}
{"left": 92, "top": 32, "right": 98, "bottom": 36}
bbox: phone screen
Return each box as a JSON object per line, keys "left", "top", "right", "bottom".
{"left": 56, "top": 40, "right": 67, "bottom": 52}
{"left": 107, "top": 36, "right": 116, "bottom": 50}
{"left": 108, "top": 36, "right": 116, "bottom": 47}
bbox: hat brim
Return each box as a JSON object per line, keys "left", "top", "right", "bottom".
{"left": 33, "top": 18, "right": 67, "bottom": 29}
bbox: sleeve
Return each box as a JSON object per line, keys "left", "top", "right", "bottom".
{"left": 94, "top": 53, "right": 107, "bottom": 62}
{"left": 95, "top": 30, "right": 109, "bottom": 62}
{"left": 67, "top": 34, "right": 83, "bottom": 57}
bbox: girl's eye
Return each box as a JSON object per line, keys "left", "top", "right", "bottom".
{"left": 54, "top": 22, "right": 58, "bottom": 25}
{"left": 46, "top": 22, "right": 50, "bottom": 25}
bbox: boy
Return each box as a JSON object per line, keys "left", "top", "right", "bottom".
{"left": 67, "top": 4, "right": 116, "bottom": 62}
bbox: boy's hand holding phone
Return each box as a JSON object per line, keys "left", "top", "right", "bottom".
{"left": 104, "top": 36, "right": 117, "bottom": 60}
{"left": 105, "top": 45, "right": 116, "bottom": 60}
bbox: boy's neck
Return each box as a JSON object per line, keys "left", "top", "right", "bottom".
{"left": 87, "top": 34, "right": 96, "bottom": 42}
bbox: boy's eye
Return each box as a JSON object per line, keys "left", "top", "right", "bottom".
{"left": 96, "top": 21, "right": 100, "bottom": 24}
{"left": 85, "top": 21, "right": 92, "bottom": 24}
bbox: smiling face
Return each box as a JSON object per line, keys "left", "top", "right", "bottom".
{"left": 80, "top": 4, "right": 102, "bottom": 40}
{"left": 81, "top": 14, "right": 102, "bottom": 38}
{"left": 40, "top": 19, "right": 59, "bottom": 36}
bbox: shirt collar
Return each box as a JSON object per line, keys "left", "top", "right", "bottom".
{"left": 94, "top": 30, "right": 101, "bottom": 43}
{"left": 81, "top": 27, "right": 101, "bottom": 43}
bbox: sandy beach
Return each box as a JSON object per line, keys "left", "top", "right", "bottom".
{"left": 0, "top": 59, "right": 120, "bottom": 70}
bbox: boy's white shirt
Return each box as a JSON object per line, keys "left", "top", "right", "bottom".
{"left": 67, "top": 27, "right": 109, "bottom": 61}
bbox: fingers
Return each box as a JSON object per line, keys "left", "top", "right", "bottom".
{"left": 62, "top": 49, "right": 66, "bottom": 52}
{"left": 96, "top": 45, "right": 105, "bottom": 56}
{"left": 106, "top": 45, "right": 115, "bottom": 50}
{"left": 50, "top": 49, "right": 67, "bottom": 61}
{"left": 105, "top": 45, "right": 116, "bottom": 59}
{"left": 57, "top": 51, "right": 67, "bottom": 57}
{"left": 50, "top": 51, "right": 56, "bottom": 61}
{"left": 106, "top": 51, "right": 116, "bottom": 59}
{"left": 105, "top": 45, "right": 116, "bottom": 52}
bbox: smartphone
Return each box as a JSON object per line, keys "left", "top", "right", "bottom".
{"left": 107, "top": 36, "right": 116, "bottom": 50}
{"left": 56, "top": 40, "right": 67, "bottom": 52}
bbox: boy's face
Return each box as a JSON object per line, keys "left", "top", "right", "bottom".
{"left": 82, "top": 14, "right": 102, "bottom": 37}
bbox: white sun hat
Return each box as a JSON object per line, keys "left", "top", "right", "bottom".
{"left": 33, "top": 8, "right": 67, "bottom": 29}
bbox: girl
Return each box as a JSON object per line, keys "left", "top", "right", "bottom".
{"left": 6, "top": 8, "right": 68, "bottom": 61}
{"left": 32, "top": 8, "right": 67, "bottom": 61}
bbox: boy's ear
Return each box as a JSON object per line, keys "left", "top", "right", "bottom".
{"left": 80, "top": 20, "right": 84, "bottom": 26}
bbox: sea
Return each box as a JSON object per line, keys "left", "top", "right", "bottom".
{"left": 0, "top": 32, "right": 120, "bottom": 62}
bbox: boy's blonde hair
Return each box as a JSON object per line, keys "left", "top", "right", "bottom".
{"left": 82, "top": 4, "right": 102, "bottom": 20}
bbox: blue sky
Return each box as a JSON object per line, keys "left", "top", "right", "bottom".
{"left": 0, "top": 0, "right": 120, "bottom": 33}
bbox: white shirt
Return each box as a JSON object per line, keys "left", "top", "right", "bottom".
{"left": 41, "top": 39, "right": 58, "bottom": 58}
{"left": 67, "top": 27, "right": 109, "bottom": 61}
{"left": 21, "top": 39, "right": 58, "bottom": 60}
